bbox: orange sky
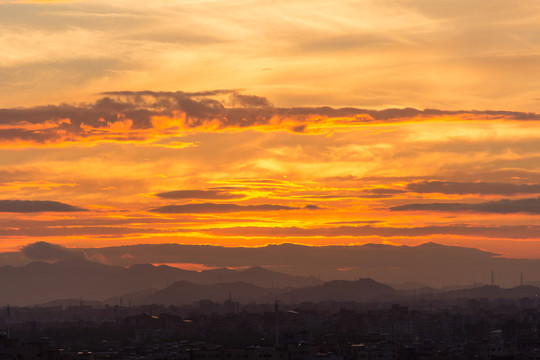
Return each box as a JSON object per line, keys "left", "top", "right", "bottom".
{"left": 1, "top": 1, "right": 540, "bottom": 258}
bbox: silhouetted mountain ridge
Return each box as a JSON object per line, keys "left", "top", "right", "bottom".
{"left": 4, "top": 241, "right": 540, "bottom": 305}
{"left": 280, "top": 278, "right": 398, "bottom": 303}
{"left": 125, "top": 277, "right": 400, "bottom": 306}
{"left": 74, "top": 241, "right": 537, "bottom": 287}
{"left": 131, "top": 280, "right": 275, "bottom": 305}
{"left": 31, "top": 276, "right": 540, "bottom": 307}
{"left": 0, "top": 258, "right": 317, "bottom": 306}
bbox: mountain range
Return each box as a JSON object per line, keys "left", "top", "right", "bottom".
{"left": 125, "top": 277, "right": 399, "bottom": 306}
{"left": 120, "top": 279, "right": 540, "bottom": 307}
{"left": 74, "top": 242, "right": 540, "bottom": 287}
{"left": 1, "top": 255, "right": 539, "bottom": 307}
{"left": 0, "top": 259, "right": 317, "bottom": 306}
{"left": 2, "top": 241, "right": 540, "bottom": 306}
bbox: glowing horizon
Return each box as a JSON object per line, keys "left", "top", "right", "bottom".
{"left": 1, "top": 91, "right": 540, "bottom": 258}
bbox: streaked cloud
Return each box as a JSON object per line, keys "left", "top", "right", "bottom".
{"left": 390, "top": 197, "right": 540, "bottom": 214}
{"left": 0, "top": 90, "right": 539, "bottom": 259}
{"left": 155, "top": 189, "right": 245, "bottom": 200}
{"left": 2, "top": 0, "right": 540, "bottom": 111}
{"left": 405, "top": 180, "right": 540, "bottom": 195}
{"left": 202, "top": 224, "right": 540, "bottom": 240}
{"left": 0, "top": 200, "right": 85, "bottom": 212}
{"left": 149, "top": 202, "right": 319, "bottom": 214}
{"left": 2, "top": 90, "right": 540, "bottom": 147}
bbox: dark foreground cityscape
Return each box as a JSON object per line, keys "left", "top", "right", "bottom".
{"left": 2, "top": 295, "right": 540, "bottom": 359}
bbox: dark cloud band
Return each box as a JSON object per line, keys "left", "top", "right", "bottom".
{"left": 155, "top": 190, "right": 244, "bottom": 200}
{"left": 407, "top": 181, "right": 540, "bottom": 195}
{"left": 0, "top": 200, "right": 86, "bottom": 213}
{"left": 390, "top": 197, "right": 540, "bottom": 214}
{"left": 2, "top": 90, "right": 540, "bottom": 145}
{"left": 149, "top": 202, "right": 318, "bottom": 214}
{"left": 21, "top": 241, "right": 85, "bottom": 261}
{"left": 202, "top": 224, "right": 540, "bottom": 239}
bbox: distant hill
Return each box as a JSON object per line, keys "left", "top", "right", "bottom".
{"left": 131, "top": 280, "right": 276, "bottom": 306}
{"left": 0, "top": 259, "right": 124, "bottom": 305}
{"left": 441, "top": 285, "right": 540, "bottom": 299}
{"left": 388, "top": 281, "right": 432, "bottom": 290}
{"left": 201, "top": 266, "right": 315, "bottom": 288}
{"left": 124, "top": 277, "right": 398, "bottom": 305}
{"left": 4, "top": 241, "right": 540, "bottom": 306}
{"left": 280, "top": 278, "right": 398, "bottom": 303}
{"left": 37, "top": 299, "right": 104, "bottom": 308}
{"left": 525, "top": 281, "right": 540, "bottom": 288}
{"left": 76, "top": 242, "right": 540, "bottom": 287}
{"left": 0, "top": 259, "right": 317, "bottom": 306}
{"left": 114, "top": 264, "right": 317, "bottom": 291}
{"left": 19, "top": 269, "right": 540, "bottom": 307}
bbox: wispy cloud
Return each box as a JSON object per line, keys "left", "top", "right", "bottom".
{"left": 2, "top": 0, "right": 540, "bottom": 111}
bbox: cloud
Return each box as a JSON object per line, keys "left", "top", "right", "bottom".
{"left": 0, "top": 90, "right": 272, "bottom": 145}
{"left": 3, "top": 0, "right": 540, "bottom": 113}
{"left": 279, "top": 107, "right": 540, "bottom": 121}
{"left": 367, "top": 188, "right": 408, "bottom": 195}
{"left": 21, "top": 241, "right": 85, "bottom": 261}
{"left": 149, "top": 202, "right": 312, "bottom": 214}
{"left": 0, "top": 200, "right": 85, "bottom": 212}
{"left": 100, "top": 90, "right": 276, "bottom": 129}
{"left": 327, "top": 220, "right": 383, "bottom": 225}
{"left": 0, "top": 226, "right": 170, "bottom": 237}
{"left": 202, "top": 224, "right": 540, "bottom": 239}
{"left": 155, "top": 189, "right": 244, "bottom": 200}
{"left": 2, "top": 90, "right": 540, "bottom": 146}
{"left": 390, "top": 197, "right": 540, "bottom": 214}
{"left": 406, "top": 181, "right": 540, "bottom": 195}
{"left": 229, "top": 93, "right": 272, "bottom": 108}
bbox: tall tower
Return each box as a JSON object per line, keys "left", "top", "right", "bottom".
{"left": 491, "top": 270, "right": 494, "bottom": 286}
{"left": 521, "top": 272, "right": 524, "bottom": 286}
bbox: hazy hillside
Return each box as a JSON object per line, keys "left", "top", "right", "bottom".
{"left": 130, "top": 280, "right": 276, "bottom": 306}
{"left": 4, "top": 241, "right": 540, "bottom": 289}
{"left": 280, "top": 278, "right": 398, "bottom": 303}
{"left": 442, "top": 285, "right": 540, "bottom": 299}
{"left": 76, "top": 242, "right": 540, "bottom": 287}
{"left": 117, "top": 277, "right": 399, "bottom": 306}
{"left": 0, "top": 259, "right": 316, "bottom": 306}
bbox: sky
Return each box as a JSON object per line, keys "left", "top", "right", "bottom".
{"left": 1, "top": 0, "right": 540, "bottom": 259}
